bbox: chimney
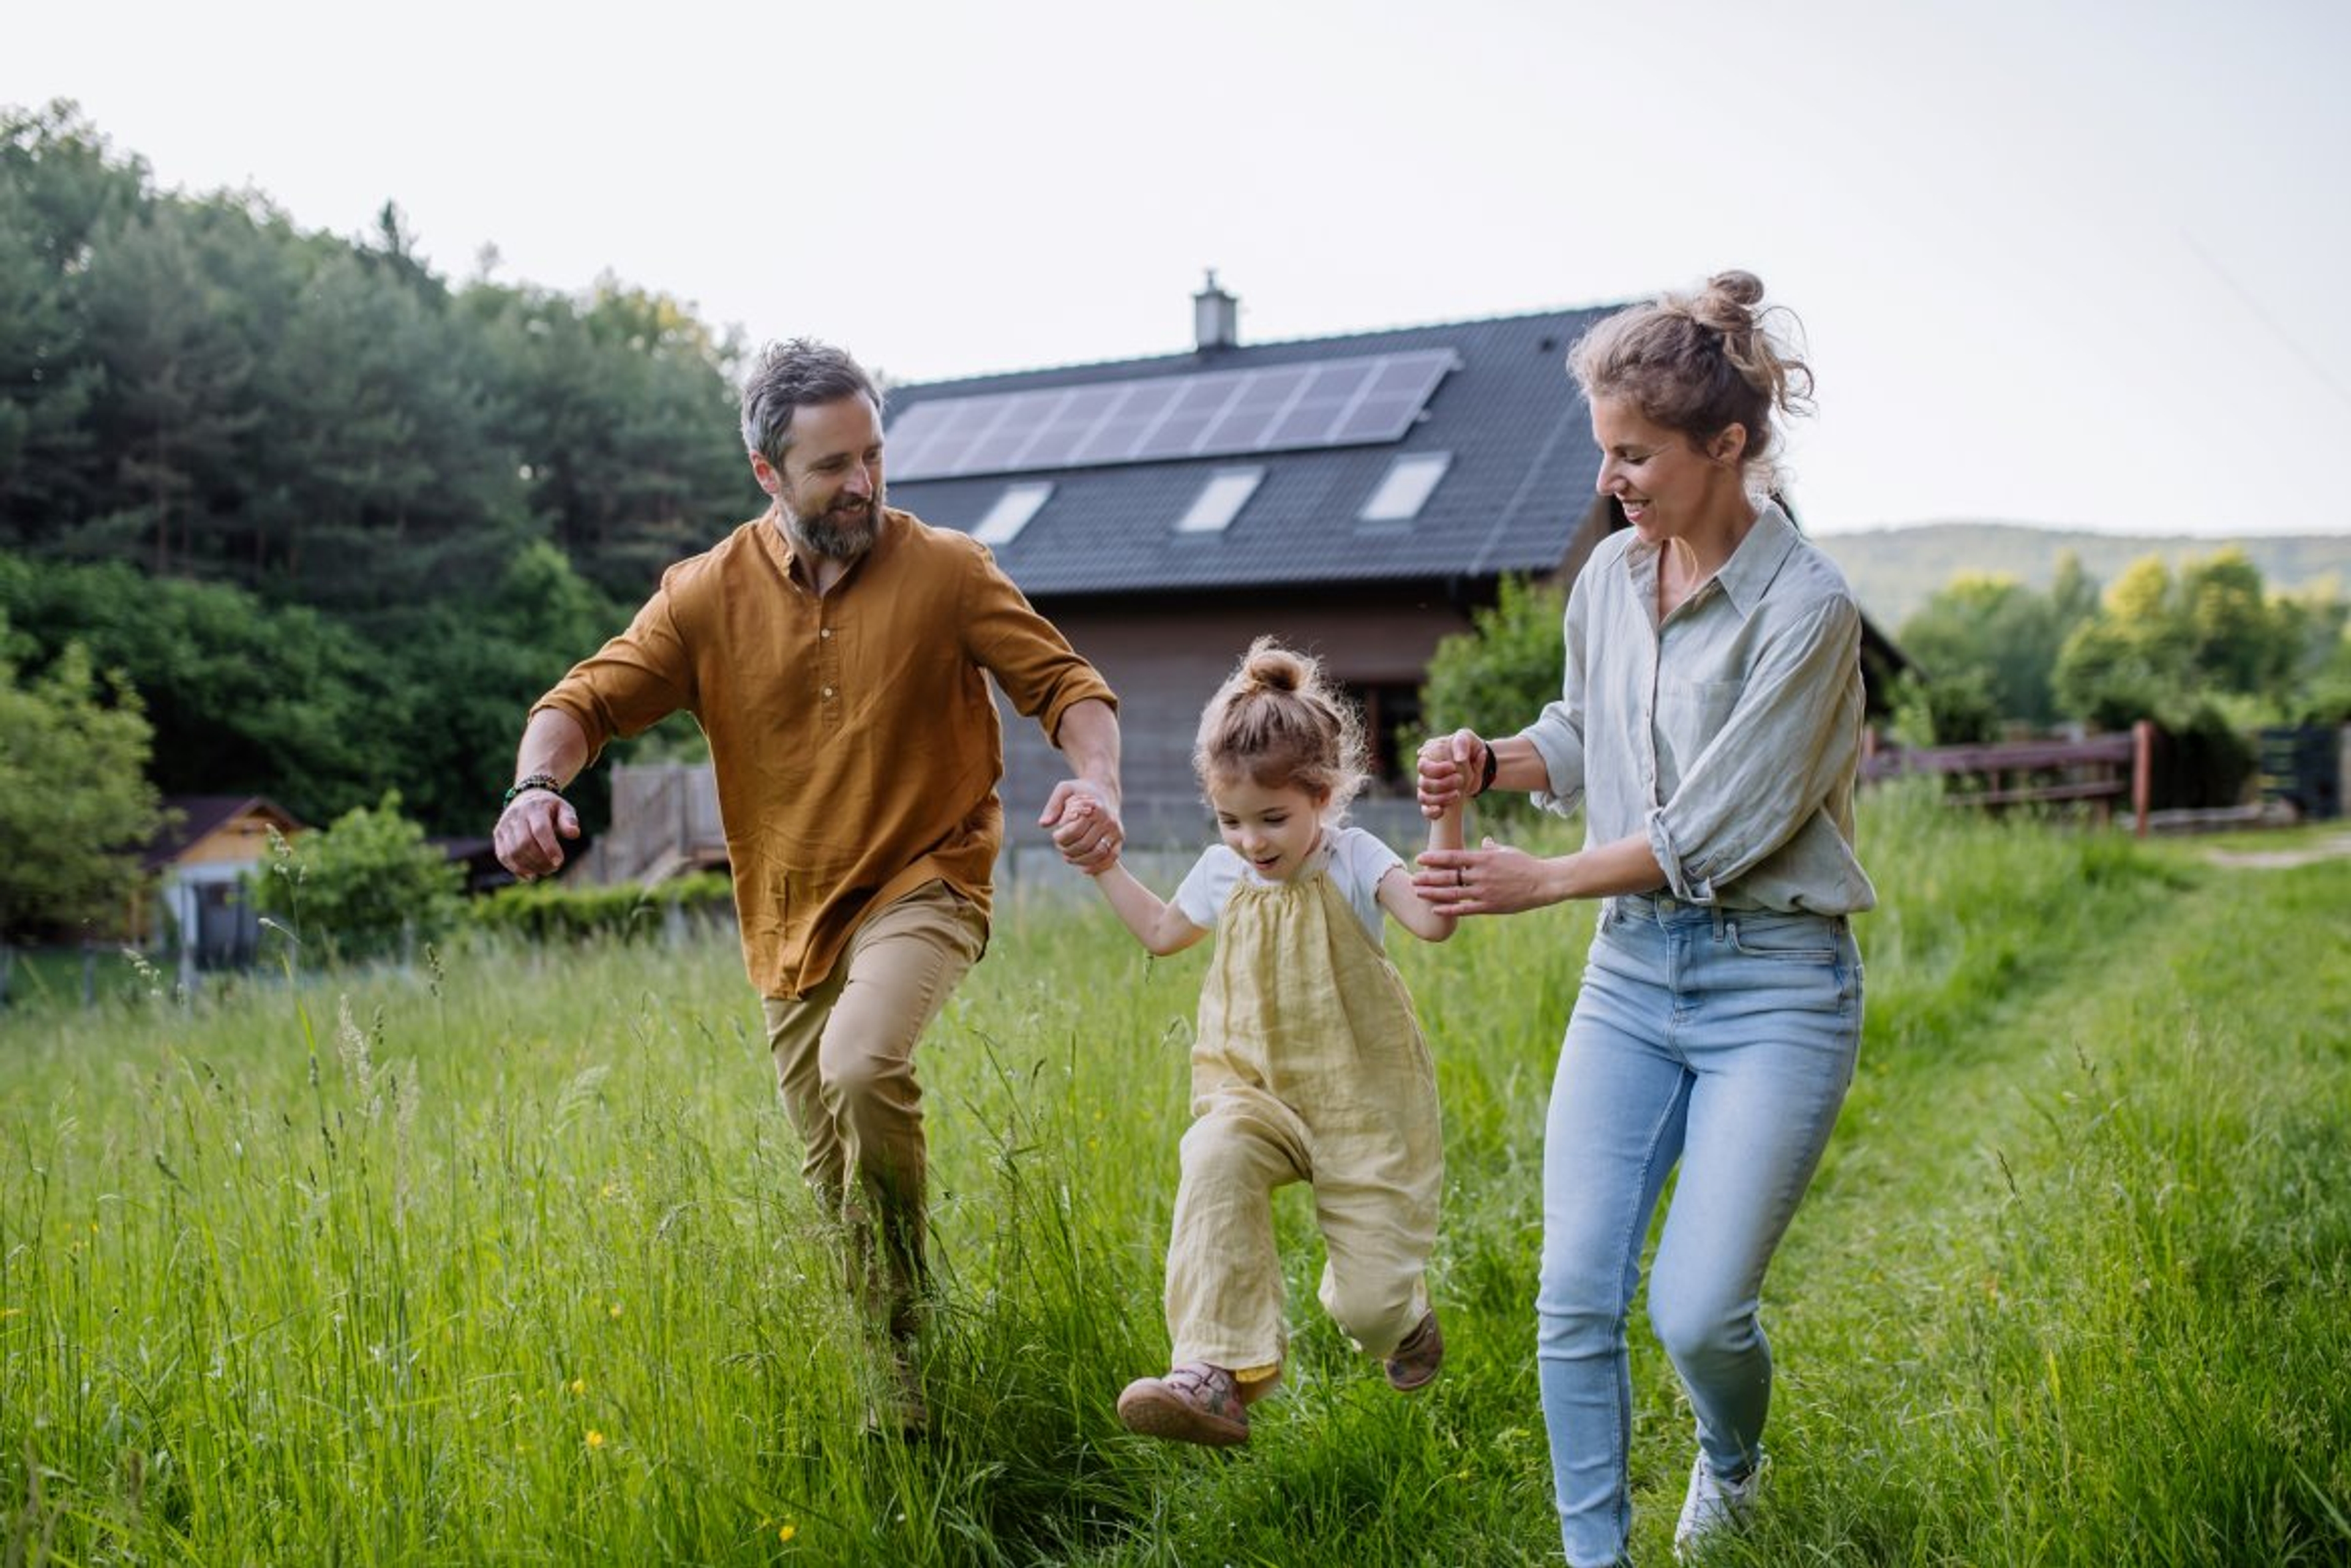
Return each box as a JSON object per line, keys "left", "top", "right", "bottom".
{"left": 1193, "top": 269, "right": 1239, "bottom": 351}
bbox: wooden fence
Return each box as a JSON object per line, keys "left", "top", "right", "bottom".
{"left": 580, "top": 764, "right": 730, "bottom": 885}
{"left": 1861, "top": 720, "right": 2154, "bottom": 837}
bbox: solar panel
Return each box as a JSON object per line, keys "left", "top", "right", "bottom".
{"left": 885, "top": 349, "right": 1458, "bottom": 481}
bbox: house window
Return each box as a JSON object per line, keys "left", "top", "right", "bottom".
{"left": 971, "top": 481, "right": 1054, "bottom": 547}
{"left": 1176, "top": 467, "right": 1265, "bottom": 535}
{"left": 1359, "top": 451, "right": 1452, "bottom": 523}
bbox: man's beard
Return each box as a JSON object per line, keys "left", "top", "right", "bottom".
{"left": 784, "top": 489, "right": 883, "bottom": 561}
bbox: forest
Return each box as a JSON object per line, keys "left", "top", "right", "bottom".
{"left": 1, "top": 102, "right": 746, "bottom": 860}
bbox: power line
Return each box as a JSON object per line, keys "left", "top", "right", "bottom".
{"left": 2181, "top": 228, "right": 2351, "bottom": 413}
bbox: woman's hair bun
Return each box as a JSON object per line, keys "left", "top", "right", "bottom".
{"left": 1691, "top": 270, "right": 1765, "bottom": 336}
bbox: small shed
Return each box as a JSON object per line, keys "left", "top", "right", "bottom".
{"left": 141, "top": 796, "right": 305, "bottom": 969}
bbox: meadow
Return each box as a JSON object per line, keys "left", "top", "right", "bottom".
{"left": 4, "top": 787, "right": 2347, "bottom": 1566}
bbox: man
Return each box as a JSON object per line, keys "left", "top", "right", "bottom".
{"left": 493, "top": 339, "right": 1122, "bottom": 1434}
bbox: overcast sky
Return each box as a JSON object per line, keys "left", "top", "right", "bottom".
{"left": 10, "top": 0, "right": 2347, "bottom": 537}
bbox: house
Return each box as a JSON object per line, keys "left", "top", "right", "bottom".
{"left": 883, "top": 277, "right": 1908, "bottom": 847}
{"left": 139, "top": 795, "right": 305, "bottom": 968}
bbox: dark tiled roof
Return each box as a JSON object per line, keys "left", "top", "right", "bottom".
{"left": 882, "top": 306, "right": 1619, "bottom": 596}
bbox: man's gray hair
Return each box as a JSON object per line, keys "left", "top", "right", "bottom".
{"left": 740, "top": 339, "right": 883, "bottom": 467}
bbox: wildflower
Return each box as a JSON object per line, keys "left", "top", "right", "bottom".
{"left": 585, "top": 1430, "right": 606, "bottom": 1449}
{"left": 569, "top": 1378, "right": 585, "bottom": 1395}
{"left": 779, "top": 1523, "right": 797, "bottom": 1543}
{"left": 609, "top": 1302, "right": 623, "bottom": 1319}
{"left": 601, "top": 1182, "right": 619, "bottom": 1199}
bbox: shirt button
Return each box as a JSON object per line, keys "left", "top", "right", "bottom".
{"left": 822, "top": 686, "right": 834, "bottom": 699}
{"left": 820, "top": 628, "right": 833, "bottom": 639}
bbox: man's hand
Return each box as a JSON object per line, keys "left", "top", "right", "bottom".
{"left": 1041, "top": 779, "right": 1123, "bottom": 874}
{"left": 495, "top": 790, "right": 580, "bottom": 881}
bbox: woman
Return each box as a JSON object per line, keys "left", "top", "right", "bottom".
{"left": 1414, "top": 270, "right": 1873, "bottom": 1566}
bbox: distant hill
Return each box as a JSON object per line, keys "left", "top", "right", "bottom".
{"left": 1812, "top": 523, "right": 2351, "bottom": 629}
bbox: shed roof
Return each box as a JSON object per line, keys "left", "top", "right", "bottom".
{"left": 143, "top": 795, "right": 303, "bottom": 871}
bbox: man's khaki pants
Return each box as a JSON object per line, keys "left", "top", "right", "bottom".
{"left": 762, "top": 880, "right": 987, "bottom": 1339}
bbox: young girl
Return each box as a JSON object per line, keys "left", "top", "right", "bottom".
{"left": 1073, "top": 637, "right": 1462, "bottom": 1448}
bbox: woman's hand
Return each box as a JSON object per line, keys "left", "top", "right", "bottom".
{"left": 1415, "top": 729, "right": 1487, "bottom": 820}
{"left": 1412, "top": 837, "right": 1559, "bottom": 917}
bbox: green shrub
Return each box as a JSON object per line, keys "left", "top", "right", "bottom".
{"left": 1886, "top": 667, "right": 2001, "bottom": 749}
{"left": 468, "top": 870, "right": 733, "bottom": 943}
{"left": 250, "top": 790, "right": 462, "bottom": 963}
{"left": 0, "top": 628, "right": 163, "bottom": 940}
{"left": 1417, "top": 574, "right": 1565, "bottom": 819}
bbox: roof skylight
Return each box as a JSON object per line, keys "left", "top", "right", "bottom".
{"left": 970, "top": 481, "right": 1054, "bottom": 547}
{"left": 1359, "top": 452, "right": 1452, "bottom": 523}
{"left": 1176, "top": 468, "right": 1265, "bottom": 535}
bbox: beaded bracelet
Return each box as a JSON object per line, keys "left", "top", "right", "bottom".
{"left": 502, "top": 773, "right": 565, "bottom": 808}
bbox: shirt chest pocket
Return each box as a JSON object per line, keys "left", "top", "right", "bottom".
{"left": 1654, "top": 673, "right": 1745, "bottom": 772}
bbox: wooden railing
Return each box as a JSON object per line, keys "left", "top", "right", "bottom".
{"left": 1861, "top": 720, "right": 2154, "bottom": 837}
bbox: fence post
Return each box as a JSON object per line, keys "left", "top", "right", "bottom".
{"left": 2131, "top": 719, "right": 2154, "bottom": 838}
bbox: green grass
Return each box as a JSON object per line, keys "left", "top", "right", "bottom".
{"left": 3, "top": 786, "right": 2345, "bottom": 1565}
{"left": 0, "top": 944, "right": 153, "bottom": 1011}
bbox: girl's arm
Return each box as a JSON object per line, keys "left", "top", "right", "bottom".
{"left": 1379, "top": 798, "right": 1464, "bottom": 943}
{"left": 1090, "top": 861, "right": 1210, "bottom": 956}
{"left": 1062, "top": 792, "right": 1209, "bottom": 955}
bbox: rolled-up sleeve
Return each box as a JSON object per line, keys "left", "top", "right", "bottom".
{"left": 531, "top": 585, "right": 697, "bottom": 763}
{"left": 1520, "top": 579, "right": 1592, "bottom": 819}
{"left": 1646, "top": 595, "right": 1861, "bottom": 904}
{"left": 958, "top": 542, "right": 1116, "bottom": 743}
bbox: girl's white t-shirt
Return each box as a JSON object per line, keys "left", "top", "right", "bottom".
{"left": 1172, "top": 825, "right": 1402, "bottom": 948}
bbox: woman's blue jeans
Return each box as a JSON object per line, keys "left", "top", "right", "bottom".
{"left": 1539, "top": 895, "right": 1862, "bottom": 1567}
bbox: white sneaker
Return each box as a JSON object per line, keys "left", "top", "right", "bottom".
{"left": 1673, "top": 1451, "right": 1761, "bottom": 1559}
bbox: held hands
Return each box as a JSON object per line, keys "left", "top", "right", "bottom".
{"left": 1415, "top": 729, "right": 1488, "bottom": 820}
{"left": 1413, "top": 836, "right": 1553, "bottom": 917}
{"left": 1041, "top": 781, "right": 1123, "bottom": 875}
{"left": 495, "top": 790, "right": 580, "bottom": 882}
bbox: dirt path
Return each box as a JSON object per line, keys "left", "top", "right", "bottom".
{"left": 2205, "top": 831, "right": 2351, "bottom": 869}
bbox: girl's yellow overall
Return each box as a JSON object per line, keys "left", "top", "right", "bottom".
{"left": 1163, "top": 850, "right": 1443, "bottom": 1373}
